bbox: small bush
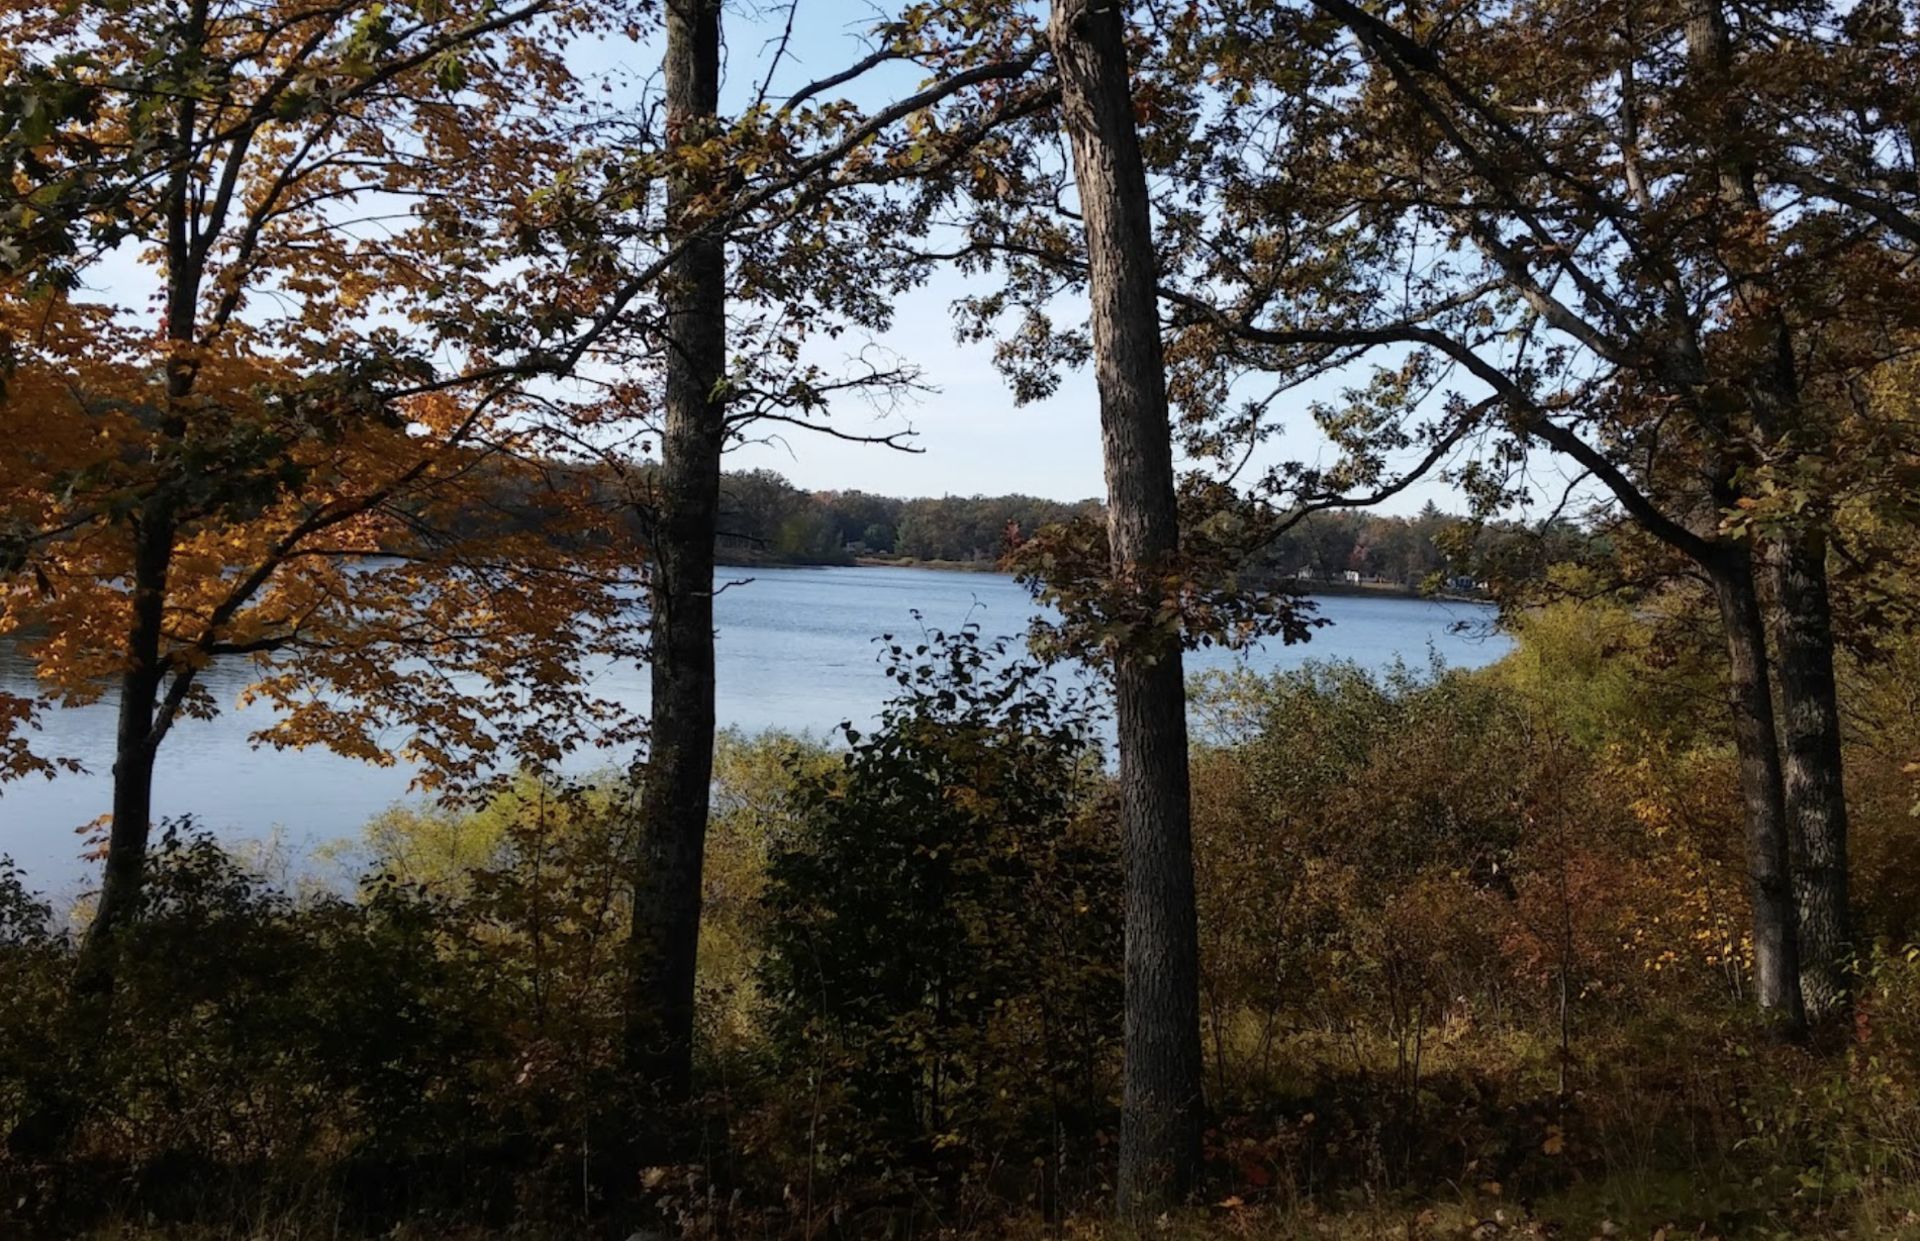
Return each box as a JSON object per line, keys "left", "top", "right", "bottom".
{"left": 758, "top": 624, "right": 1121, "bottom": 1213}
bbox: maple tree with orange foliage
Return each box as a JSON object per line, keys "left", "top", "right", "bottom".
{"left": 0, "top": 0, "right": 652, "bottom": 963}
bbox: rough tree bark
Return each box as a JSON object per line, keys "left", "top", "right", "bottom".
{"left": 1769, "top": 532, "right": 1852, "bottom": 1020}
{"left": 1049, "top": 0, "right": 1205, "bottom": 1211}
{"left": 624, "top": 0, "right": 728, "bottom": 1109}
{"left": 1684, "top": 0, "right": 1851, "bottom": 1021}
{"left": 1710, "top": 552, "right": 1806, "bottom": 1033}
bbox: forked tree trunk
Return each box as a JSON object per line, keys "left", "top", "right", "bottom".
{"left": 1768, "top": 531, "right": 1851, "bottom": 1021}
{"left": 1710, "top": 551, "right": 1806, "bottom": 1036}
{"left": 1684, "top": 0, "right": 1850, "bottom": 1028}
{"left": 1049, "top": 0, "right": 1205, "bottom": 1211}
{"left": 79, "top": 507, "right": 174, "bottom": 976}
{"left": 80, "top": 18, "right": 206, "bottom": 975}
{"left": 56, "top": 537, "right": 169, "bottom": 1169}
{"left": 625, "top": 0, "right": 727, "bottom": 1110}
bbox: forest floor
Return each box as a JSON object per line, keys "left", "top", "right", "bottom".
{"left": 61, "top": 1185, "right": 1920, "bottom": 1241}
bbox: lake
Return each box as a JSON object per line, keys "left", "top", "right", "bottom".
{"left": 0, "top": 564, "right": 1508, "bottom": 894}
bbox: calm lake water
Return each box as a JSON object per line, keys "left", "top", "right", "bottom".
{"left": 1, "top": 564, "right": 1508, "bottom": 894}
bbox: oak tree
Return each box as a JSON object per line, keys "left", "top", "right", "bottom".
{"left": 573, "top": 0, "right": 1057, "bottom": 1117}
{"left": 1049, "top": 0, "right": 1205, "bottom": 1207}
{"left": 1139, "top": 0, "right": 1920, "bottom": 1032}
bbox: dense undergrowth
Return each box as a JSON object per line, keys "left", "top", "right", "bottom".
{"left": 6, "top": 600, "right": 1920, "bottom": 1239}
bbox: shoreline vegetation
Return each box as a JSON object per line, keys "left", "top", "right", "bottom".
{"left": 834, "top": 554, "right": 1493, "bottom": 602}
{"left": 5, "top": 607, "right": 1920, "bottom": 1240}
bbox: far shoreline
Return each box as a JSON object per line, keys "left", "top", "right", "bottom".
{"left": 718, "top": 554, "right": 1492, "bottom": 605}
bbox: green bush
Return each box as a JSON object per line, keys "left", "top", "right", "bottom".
{"left": 758, "top": 624, "right": 1121, "bottom": 1206}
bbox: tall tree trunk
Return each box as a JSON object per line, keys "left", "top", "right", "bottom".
{"left": 1768, "top": 531, "right": 1851, "bottom": 1020}
{"left": 624, "top": 0, "right": 727, "bottom": 1111}
{"left": 1049, "top": 0, "right": 1204, "bottom": 1211}
{"left": 1685, "top": 0, "right": 1850, "bottom": 1026}
{"left": 1710, "top": 550, "right": 1807, "bottom": 1036}
{"left": 79, "top": 22, "right": 204, "bottom": 978}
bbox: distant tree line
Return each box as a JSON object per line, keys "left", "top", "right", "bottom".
{"left": 712, "top": 470, "right": 1583, "bottom": 594}
{"left": 714, "top": 468, "right": 1103, "bottom": 565}
{"left": 425, "top": 460, "right": 1573, "bottom": 585}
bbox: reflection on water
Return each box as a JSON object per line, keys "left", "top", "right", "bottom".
{"left": 0, "top": 565, "right": 1508, "bottom": 894}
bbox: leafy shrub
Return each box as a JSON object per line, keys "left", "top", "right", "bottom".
{"left": 10, "top": 597, "right": 1920, "bottom": 1236}
{"left": 758, "top": 624, "right": 1122, "bottom": 1208}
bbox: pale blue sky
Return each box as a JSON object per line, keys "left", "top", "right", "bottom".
{"left": 676, "top": 3, "right": 1508, "bottom": 510}
{"left": 582, "top": 2, "right": 1133, "bottom": 501}
{"left": 63, "top": 0, "right": 1590, "bottom": 513}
